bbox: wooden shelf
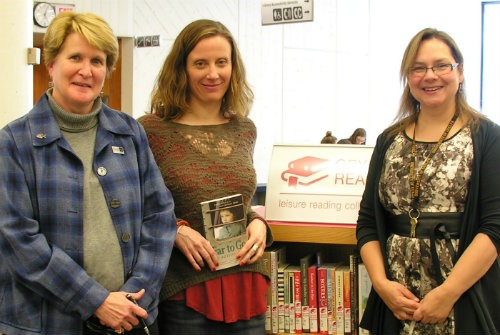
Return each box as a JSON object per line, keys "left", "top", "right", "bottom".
{"left": 268, "top": 221, "right": 357, "bottom": 245}
{"left": 260, "top": 205, "right": 358, "bottom": 335}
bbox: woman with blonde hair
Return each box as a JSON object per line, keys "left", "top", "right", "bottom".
{"left": 0, "top": 12, "right": 176, "bottom": 335}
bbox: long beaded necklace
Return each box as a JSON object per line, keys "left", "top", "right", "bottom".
{"left": 408, "top": 112, "right": 459, "bottom": 237}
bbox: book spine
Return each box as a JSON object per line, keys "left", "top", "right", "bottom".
{"left": 343, "top": 269, "right": 351, "bottom": 335}
{"left": 278, "top": 264, "right": 287, "bottom": 333}
{"left": 200, "top": 201, "right": 213, "bottom": 239}
{"left": 330, "top": 267, "right": 337, "bottom": 335}
{"left": 271, "top": 250, "right": 279, "bottom": 334}
{"left": 349, "top": 255, "right": 359, "bottom": 335}
{"left": 294, "top": 270, "right": 303, "bottom": 334}
{"left": 335, "top": 267, "right": 345, "bottom": 335}
{"left": 308, "top": 265, "right": 318, "bottom": 334}
{"left": 326, "top": 267, "right": 334, "bottom": 335}
{"left": 272, "top": 246, "right": 287, "bottom": 334}
{"left": 288, "top": 269, "right": 296, "bottom": 334}
{"left": 284, "top": 267, "right": 291, "bottom": 334}
{"left": 265, "top": 304, "right": 272, "bottom": 334}
{"left": 317, "top": 267, "right": 329, "bottom": 335}
{"left": 270, "top": 249, "right": 280, "bottom": 334}
{"left": 263, "top": 251, "right": 272, "bottom": 334}
{"left": 300, "top": 256, "right": 312, "bottom": 333}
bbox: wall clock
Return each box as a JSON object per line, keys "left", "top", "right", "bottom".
{"left": 33, "top": 2, "right": 57, "bottom": 28}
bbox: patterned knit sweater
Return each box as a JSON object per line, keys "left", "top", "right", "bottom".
{"left": 138, "top": 114, "right": 272, "bottom": 300}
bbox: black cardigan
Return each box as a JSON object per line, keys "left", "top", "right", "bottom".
{"left": 356, "top": 118, "right": 500, "bottom": 335}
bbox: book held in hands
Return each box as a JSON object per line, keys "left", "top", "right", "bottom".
{"left": 200, "top": 194, "right": 247, "bottom": 270}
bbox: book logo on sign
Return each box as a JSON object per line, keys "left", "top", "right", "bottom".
{"left": 281, "top": 156, "right": 330, "bottom": 188}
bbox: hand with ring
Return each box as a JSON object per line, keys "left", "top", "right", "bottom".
{"left": 236, "top": 218, "right": 267, "bottom": 265}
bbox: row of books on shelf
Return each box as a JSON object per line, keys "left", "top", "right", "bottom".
{"left": 263, "top": 246, "right": 372, "bottom": 335}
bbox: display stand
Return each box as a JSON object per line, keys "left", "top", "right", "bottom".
{"left": 260, "top": 144, "right": 372, "bottom": 335}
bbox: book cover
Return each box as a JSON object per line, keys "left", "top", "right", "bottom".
{"left": 357, "top": 263, "right": 371, "bottom": 335}
{"left": 200, "top": 194, "right": 247, "bottom": 270}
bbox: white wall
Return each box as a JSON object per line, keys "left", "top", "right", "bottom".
{"left": 0, "top": 0, "right": 34, "bottom": 127}
{"left": 130, "top": 0, "right": 485, "bottom": 183}
{"left": 0, "top": 0, "right": 488, "bottom": 184}
{"left": 481, "top": 2, "right": 500, "bottom": 121}
{"left": 32, "top": 0, "right": 134, "bottom": 36}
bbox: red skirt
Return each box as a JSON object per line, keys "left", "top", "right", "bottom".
{"left": 170, "top": 272, "right": 269, "bottom": 323}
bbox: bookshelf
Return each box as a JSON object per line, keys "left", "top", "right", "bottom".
{"left": 266, "top": 220, "right": 358, "bottom": 335}
{"left": 257, "top": 144, "right": 371, "bottom": 335}
{"left": 262, "top": 208, "right": 356, "bottom": 335}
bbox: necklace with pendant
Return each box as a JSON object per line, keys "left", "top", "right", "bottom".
{"left": 408, "top": 112, "right": 458, "bottom": 237}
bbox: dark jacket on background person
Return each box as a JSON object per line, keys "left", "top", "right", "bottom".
{"left": 356, "top": 118, "right": 500, "bottom": 335}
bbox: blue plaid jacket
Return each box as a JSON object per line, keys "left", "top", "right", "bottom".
{"left": 0, "top": 95, "right": 176, "bottom": 335}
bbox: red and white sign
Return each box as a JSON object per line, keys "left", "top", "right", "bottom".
{"left": 265, "top": 144, "right": 374, "bottom": 224}
{"left": 55, "top": 4, "right": 75, "bottom": 13}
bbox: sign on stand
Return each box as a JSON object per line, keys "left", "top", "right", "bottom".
{"left": 265, "top": 144, "right": 373, "bottom": 224}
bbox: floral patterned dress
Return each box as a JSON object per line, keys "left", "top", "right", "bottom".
{"left": 379, "top": 127, "right": 473, "bottom": 335}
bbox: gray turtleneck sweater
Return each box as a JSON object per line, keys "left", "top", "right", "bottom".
{"left": 47, "top": 90, "right": 124, "bottom": 291}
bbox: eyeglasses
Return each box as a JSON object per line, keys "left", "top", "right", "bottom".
{"left": 408, "top": 63, "right": 459, "bottom": 78}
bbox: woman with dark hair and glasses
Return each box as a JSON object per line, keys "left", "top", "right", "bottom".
{"left": 356, "top": 28, "right": 500, "bottom": 335}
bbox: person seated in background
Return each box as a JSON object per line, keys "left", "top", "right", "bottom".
{"left": 320, "top": 130, "right": 337, "bottom": 144}
{"left": 338, "top": 127, "right": 367, "bottom": 144}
